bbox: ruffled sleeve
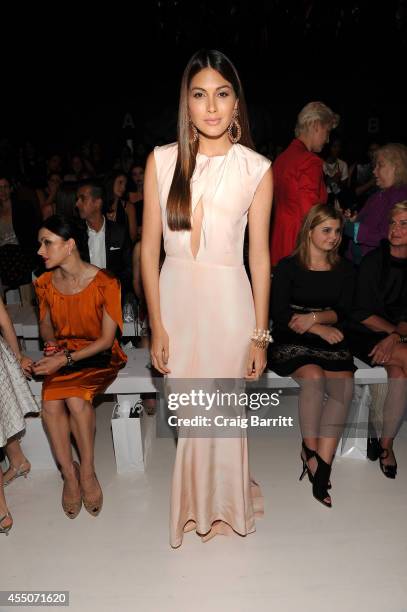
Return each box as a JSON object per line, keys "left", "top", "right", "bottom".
{"left": 96, "top": 271, "right": 123, "bottom": 333}
{"left": 235, "top": 145, "right": 272, "bottom": 205}
{"left": 256, "top": 155, "right": 272, "bottom": 190}
{"left": 33, "top": 272, "right": 52, "bottom": 323}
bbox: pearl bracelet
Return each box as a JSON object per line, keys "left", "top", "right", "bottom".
{"left": 251, "top": 328, "right": 273, "bottom": 349}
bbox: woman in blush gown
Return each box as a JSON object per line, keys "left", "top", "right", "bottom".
{"left": 141, "top": 49, "right": 273, "bottom": 548}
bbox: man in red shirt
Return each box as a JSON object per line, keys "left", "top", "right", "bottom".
{"left": 270, "top": 101, "right": 339, "bottom": 267}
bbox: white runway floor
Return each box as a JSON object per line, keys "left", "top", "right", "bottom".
{"left": 2, "top": 395, "right": 407, "bottom": 612}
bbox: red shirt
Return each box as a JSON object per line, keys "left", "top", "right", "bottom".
{"left": 270, "top": 139, "right": 327, "bottom": 267}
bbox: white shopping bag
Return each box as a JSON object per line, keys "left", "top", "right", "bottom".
{"left": 111, "top": 397, "right": 155, "bottom": 473}
{"left": 336, "top": 384, "right": 371, "bottom": 460}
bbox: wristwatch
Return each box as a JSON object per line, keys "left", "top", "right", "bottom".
{"left": 63, "top": 349, "right": 75, "bottom": 368}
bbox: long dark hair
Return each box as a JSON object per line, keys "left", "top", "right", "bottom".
{"left": 167, "top": 49, "right": 254, "bottom": 231}
{"left": 41, "top": 214, "right": 87, "bottom": 259}
{"left": 103, "top": 170, "right": 127, "bottom": 215}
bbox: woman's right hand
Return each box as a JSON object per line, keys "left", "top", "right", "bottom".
{"left": 369, "top": 334, "right": 399, "bottom": 365}
{"left": 150, "top": 325, "right": 171, "bottom": 374}
{"left": 31, "top": 353, "right": 68, "bottom": 376}
{"left": 19, "top": 355, "right": 33, "bottom": 379}
{"left": 314, "top": 325, "right": 344, "bottom": 345}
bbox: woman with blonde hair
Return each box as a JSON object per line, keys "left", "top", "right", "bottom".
{"left": 269, "top": 203, "right": 355, "bottom": 507}
{"left": 347, "top": 201, "right": 407, "bottom": 478}
{"left": 141, "top": 49, "right": 272, "bottom": 547}
{"left": 270, "top": 101, "right": 339, "bottom": 267}
{"left": 344, "top": 143, "right": 407, "bottom": 264}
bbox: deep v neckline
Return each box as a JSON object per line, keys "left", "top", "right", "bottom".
{"left": 188, "top": 145, "right": 235, "bottom": 261}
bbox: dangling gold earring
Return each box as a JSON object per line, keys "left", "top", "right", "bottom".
{"left": 228, "top": 110, "right": 241, "bottom": 144}
{"left": 189, "top": 120, "right": 198, "bottom": 143}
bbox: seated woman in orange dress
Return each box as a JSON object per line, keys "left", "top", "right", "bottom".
{"left": 32, "top": 215, "right": 127, "bottom": 519}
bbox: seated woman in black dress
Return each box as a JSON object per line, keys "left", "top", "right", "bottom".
{"left": 268, "top": 204, "right": 355, "bottom": 507}
{"left": 346, "top": 201, "right": 407, "bottom": 479}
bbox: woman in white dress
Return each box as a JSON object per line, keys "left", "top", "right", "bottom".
{"left": 142, "top": 49, "right": 273, "bottom": 547}
{"left": 0, "top": 297, "right": 39, "bottom": 534}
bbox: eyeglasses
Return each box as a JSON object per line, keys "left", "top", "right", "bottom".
{"left": 389, "top": 220, "right": 407, "bottom": 230}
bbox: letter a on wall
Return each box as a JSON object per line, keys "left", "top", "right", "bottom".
{"left": 122, "top": 113, "right": 135, "bottom": 129}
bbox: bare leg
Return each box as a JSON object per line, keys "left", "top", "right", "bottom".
{"left": 0, "top": 469, "right": 13, "bottom": 530}
{"left": 3, "top": 438, "right": 31, "bottom": 484}
{"left": 41, "top": 400, "right": 79, "bottom": 498}
{"left": 65, "top": 397, "right": 96, "bottom": 476}
{"left": 65, "top": 397, "right": 101, "bottom": 509}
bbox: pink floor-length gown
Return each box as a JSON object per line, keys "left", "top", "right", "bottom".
{"left": 155, "top": 142, "right": 271, "bottom": 548}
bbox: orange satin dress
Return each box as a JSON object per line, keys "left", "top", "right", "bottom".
{"left": 33, "top": 269, "right": 127, "bottom": 402}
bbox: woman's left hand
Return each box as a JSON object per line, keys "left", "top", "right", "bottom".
{"left": 369, "top": 334, "right": 399, "bottom": 365}
{"left": 31, "top": 353, "right": 67, "bottom": 376}
{"left": 289, "top": 313, "right": 315, "bottom": 334}
{"left": 245, "top": 345, "right": 267, "bottom": 380}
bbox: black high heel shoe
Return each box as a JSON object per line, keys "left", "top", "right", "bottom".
{"left": 312, "top": 453, "right": 332, "bottom": 508}
{"left": 299, "top": 440, "right": 332, "bottom": 489}
{"left": 367, "top": 436, "right": 381, "bottom": 461}
{"left": 299, "top": 440, "right": 315, "bottom": 483}
{"left": 379, "top": 446, "right": 397, "bottom": 479}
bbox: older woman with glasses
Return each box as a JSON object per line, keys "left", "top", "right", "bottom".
{"left": 344, "top": 143, "right": 407, "bottom": 265}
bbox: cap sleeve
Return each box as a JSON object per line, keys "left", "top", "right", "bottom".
{"left": 96, "top": 271, "right": 123, "bottom": 333}
{"left": 33, "top": 273, "right": 52, "bottom": 323}
{"left": 250, "top": 151, "right": 272, "bottom": 196}
{"left": 257, "top": 155, "right": 272, "bottom": 188}
{"left": 236, "top": 146, "right": 272, "bottom": 206}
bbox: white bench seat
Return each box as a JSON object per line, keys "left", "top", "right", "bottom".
{"left": 27, "top": 348, "right": 387, "bottom": 397}
{"left": 23, "top": 348, "right": 387, "bottom": 471}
